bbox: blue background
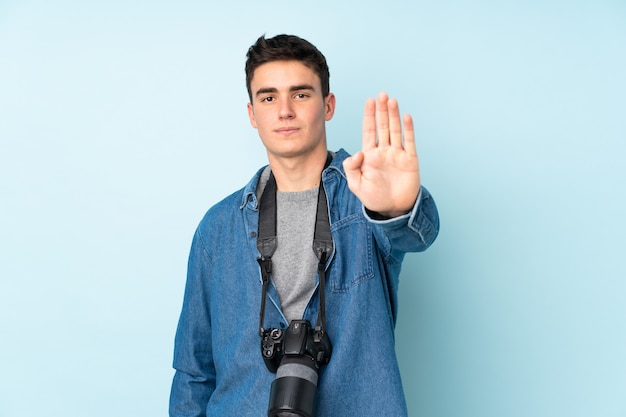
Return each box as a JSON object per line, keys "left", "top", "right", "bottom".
{"left": 1, "top": 1, "right": 624, "bottom": 416}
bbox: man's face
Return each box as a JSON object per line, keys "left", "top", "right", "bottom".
{"left": 247, "top": 60, "right": 335, "bottom": 161}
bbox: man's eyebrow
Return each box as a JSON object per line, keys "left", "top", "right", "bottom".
{"left": 254, "top": 87, "right": 278, "bottom": 97}
{"left": 290, "top": 84, "right": 315, "bottom": 92}
{"left": 254, "top": 84, "right": 316, "bottom": 98}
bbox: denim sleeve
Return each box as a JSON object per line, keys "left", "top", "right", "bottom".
{"left": 169, "top": 230, "right": 215, "bottom": 417}
{"left": 364, "top": 185, "right": 440, "bottom": 264}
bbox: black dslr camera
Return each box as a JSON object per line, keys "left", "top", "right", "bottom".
{"left": 261, "top": 320, "right": 332, "bottom": 417}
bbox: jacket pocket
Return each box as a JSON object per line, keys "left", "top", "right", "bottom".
{"left": 329, "top": 214, "right": 375, "bottom": 293}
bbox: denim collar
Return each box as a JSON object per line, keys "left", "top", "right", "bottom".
{"left": 239, "top": 148, "right": 349, "bottom": 210}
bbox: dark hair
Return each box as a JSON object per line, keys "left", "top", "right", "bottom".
{"left": 245, "top": 34, "right": 330, "bottom": 101}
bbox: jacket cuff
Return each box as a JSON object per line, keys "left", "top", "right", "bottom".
{"left": 363, "top": 188, "right": 422, "bottom": 223}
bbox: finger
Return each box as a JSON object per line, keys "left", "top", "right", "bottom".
{"left": 342, "top": 151, "right": 363, "bottom": 171}
{"left": 403, "top": 113, "right": 417, "bottom": 156}
{"left": 376, "top": 92, "right": 390, "bottom": 147}
{"left": 362, "top": 98, "right": 376, "bottom": 151}
{"left": 342, "top": 152, "right": 364, "bottom": 191}
{"left": 388, "top": 98, "right": 403, "bottom": 149}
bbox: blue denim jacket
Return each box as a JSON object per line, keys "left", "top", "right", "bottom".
{"left": 170, "top": 149, "right": 439, "bottom": 417}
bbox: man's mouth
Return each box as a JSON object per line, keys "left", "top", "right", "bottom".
{"left": 275, "top": 127, "right": 300, "bottom": 135}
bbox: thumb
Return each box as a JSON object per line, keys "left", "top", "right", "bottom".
{"left": 343, "top": 151, "right": 364, "bottom": 170}
{"left": 342, "top": 151, "right": 364, "bottom": 190}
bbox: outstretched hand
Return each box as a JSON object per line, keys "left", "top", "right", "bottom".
{"left": 343, "top": 92, "right": 421, "bottom": 218}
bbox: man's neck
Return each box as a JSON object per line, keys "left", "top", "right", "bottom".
{"left": 267, "top": 149, "right": 328, "bottom": 192}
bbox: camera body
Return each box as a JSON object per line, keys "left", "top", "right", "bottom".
{"left": 261, "top": 320, "right": 332, "bottom": 417}
{"left": 261, "top": 319, "right": 332, "bottom": 372}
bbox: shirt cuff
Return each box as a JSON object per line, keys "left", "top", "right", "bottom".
{"left": 363, "top": 188, "right": 422, "bottom": 222}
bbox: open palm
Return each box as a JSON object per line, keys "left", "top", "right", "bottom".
{"left": 343, "top": 92, "right": 421, "bottom": 218}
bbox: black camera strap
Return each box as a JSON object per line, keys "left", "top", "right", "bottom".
{"left": 256, "top": 154, "right": 333, "bottom": 338}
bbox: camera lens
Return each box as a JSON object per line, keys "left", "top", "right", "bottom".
{"left": 267, "top": 355, "right": 318, "bottom": 417}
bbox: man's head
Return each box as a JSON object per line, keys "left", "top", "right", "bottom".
{"left": 245, "top": 35, "right": 336, "bottom": 167}
{"left": 245, "top": 34, "right": 330, "bottom": 102}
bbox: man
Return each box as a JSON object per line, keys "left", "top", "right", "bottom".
{"left": 170, "top": 34, "right": 439, "bottom": 417}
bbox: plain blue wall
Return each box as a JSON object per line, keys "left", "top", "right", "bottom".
{"left": 1, "top": 1, "right": 624, "bottom": 416}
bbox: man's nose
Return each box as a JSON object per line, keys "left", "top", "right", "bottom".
{"left": 278, "top": 100, "right": 295, "bottom": 119}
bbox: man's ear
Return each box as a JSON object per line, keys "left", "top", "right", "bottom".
{"left": 247, "top": 102, "right": 257, "bottom": 128}
{"left": 324, "top": 93, "right": 336, "bottom": 121}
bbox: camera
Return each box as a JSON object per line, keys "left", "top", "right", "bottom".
{"left": 261, "top": 320, "right": 332, "bottom": 417}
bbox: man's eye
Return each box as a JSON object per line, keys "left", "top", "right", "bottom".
{"left": 261, "top": 96, "right": 274, "bottom": 103}
{"left": 294, "top": 93, "right": 309, "bottom": 100}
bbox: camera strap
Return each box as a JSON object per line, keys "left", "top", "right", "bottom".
{"left": 256, "top": 153, "right": 334, "bottom": 338}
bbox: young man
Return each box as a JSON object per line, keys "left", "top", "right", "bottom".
{"left": 169, "top": 34, "right": 439, "bottom": 417}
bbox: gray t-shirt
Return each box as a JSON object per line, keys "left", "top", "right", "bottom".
{"left": 257, "top": 167, "right": 319, "bottom": 323}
